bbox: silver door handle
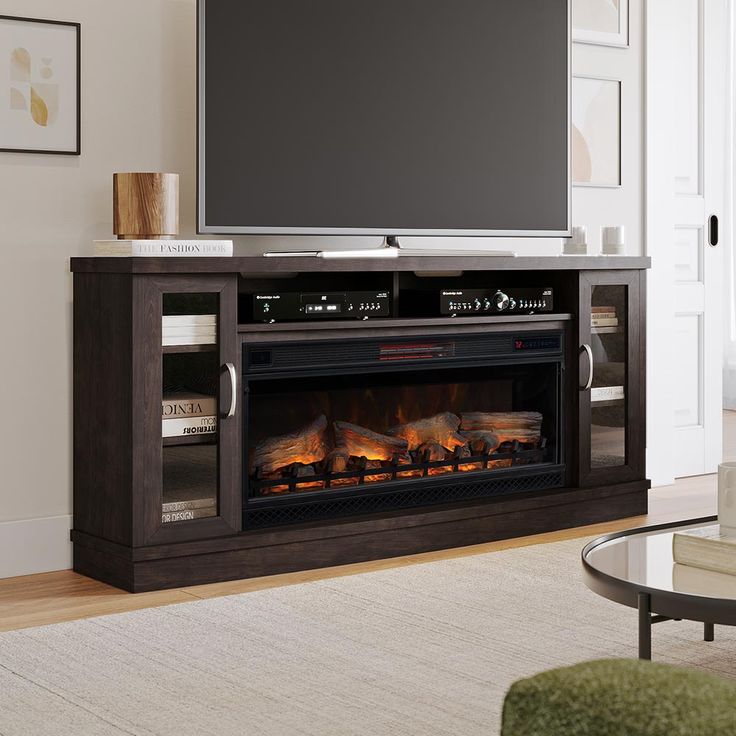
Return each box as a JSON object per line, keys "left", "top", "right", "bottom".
{"left": 223, "top": 362, "right": 237, "bottom": 418}
{"left": 581, "top": 344, "right": 594, "bottom": 391}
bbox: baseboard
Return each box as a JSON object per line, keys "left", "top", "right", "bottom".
{"left": 0, "top": 515, "right": 72, "bottom": 579}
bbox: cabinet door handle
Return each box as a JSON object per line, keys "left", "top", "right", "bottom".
{"left": 222, "top": 362, "right": 237, "bottom": 418}
{"left": 580, "top": 344, "right": 594, "bottom": 391}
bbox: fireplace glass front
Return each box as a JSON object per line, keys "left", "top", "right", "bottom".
{"left": 243, "top": 332, "right": 565, "bottom": 528}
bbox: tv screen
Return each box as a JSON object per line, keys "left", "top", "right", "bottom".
{"left": 198, "top": 0, "right": 570, "bottom": 237}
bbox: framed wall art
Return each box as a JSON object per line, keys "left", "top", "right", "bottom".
{"left": 573, "top": 0, "right": 629, "bottom": 48}
{"left": 0, "top": 15, "right": 80, "bottom": 155}
{"left": 572, "top": 75, "right": 622, "bottom": 188}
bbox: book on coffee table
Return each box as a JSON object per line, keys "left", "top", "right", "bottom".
{"left": 673, "top": 525, "right": 736, "bottom": 576}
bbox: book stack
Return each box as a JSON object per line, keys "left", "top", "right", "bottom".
{"left": 162, "top": 497, "right": 217, "bottom": 524}
{"left": 162, "top": 314, "right": 217, "bottom": 347}
{"left": 162, "top": 392, "right": 217, "bottom": 438}
{"left": 673, "top": 525, "right": 736, "bottom": 576}
{"left": 591, "top": 305, "right": 619, "bottom": 329}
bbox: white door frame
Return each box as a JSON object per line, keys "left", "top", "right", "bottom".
{"left": 646, "top": 0, "right": 730, "bottom": 485}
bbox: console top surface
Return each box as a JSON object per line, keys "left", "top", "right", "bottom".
{"left": 70, "top": 254, "right": 651, "bottom": 274}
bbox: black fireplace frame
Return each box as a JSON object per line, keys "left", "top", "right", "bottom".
{"left": 242, "top": 327, "right": 567, "bottom": 529}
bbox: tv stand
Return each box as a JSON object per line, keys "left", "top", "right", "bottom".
{"left": 69, "top": 254, "right": 650, "bottom": 592}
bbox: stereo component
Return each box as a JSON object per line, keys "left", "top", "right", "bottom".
{"left": 440, "top": 288, "right": 553, "bottom": 316}
{"left": 253, "top": 291, "right": 391, "bottom": 322}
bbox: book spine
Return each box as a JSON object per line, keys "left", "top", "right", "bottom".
{"left": 162, "top": 327, "right": 218, "bottom": 337}
{"left": 162, "top": 336, "right": 217, "bottom": 346}
{"left": 162, "top": 415, "right": 217, "bottom": 437}
{"left": 162, "top": 507, "right": 217, "bottom": 523}
{"left": 133, "top": 242, "right": 233, "bottom": 256}
{"left": 162, "top": 315, "right": 218, "bottom": 327}
{"left": 162, "top": 397, "right": 217, "bottom": 419}
{"left": 162, "top": 499, "right": 217, "bottom": 513}
{"left": 591, "top": 318, "right": 619, "bottom": 327}
{"left": 94, "top": 240, "right": 233, "bottom": 257}
{"left": 673, "top": 535, "right": 736, "bottom": 576}
{"left": 591, "top": 386, "right": 625, "bottom": 401}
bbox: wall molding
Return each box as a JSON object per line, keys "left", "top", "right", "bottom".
{"left": 0, "top": 515, "right": 72, "bottom": 579}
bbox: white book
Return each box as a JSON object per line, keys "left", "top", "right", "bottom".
{"left": 162, "top": 498, "right": 217, "bottom": 513}
{"left": 162, "top": 507, "right": 217, "bottom": 524}
{"left": 162, "top": 326, "right": 217, "bottom": 337}
{"left": 591, "top": 317, "right": 619, "bottom": 327}
{"left": 162, "top": 393, "right": 217, "bottom": 419}
{"left": 162, "top": 415, "right": 217, "bottom": 437}
{"left": 94, "top": 239, "right": 233, "bottom": 257}
{"left": 163, "top": 315, "right": 217, "bottom": 327}
{"left": 591, "top": 386, "right": 625, "bottom": 402}
{"left": 673, "top": 525, "right": 736, "bottom": 576}
{"left": 162, "top": 335, "right": 217, "bottom": 346}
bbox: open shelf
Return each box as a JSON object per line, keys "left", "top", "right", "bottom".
{"left": 239, "top": 312, "right": 574, "bottom": 333}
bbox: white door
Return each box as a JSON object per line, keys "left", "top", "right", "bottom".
{"left": 646, "top": 0, "right": 727, "bottom": 483}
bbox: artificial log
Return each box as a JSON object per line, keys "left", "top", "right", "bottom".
{"left": 417, "top": 442, "right": 447, "bottom": 462}
{"left": 325, "top": 449, "right": 350, "bottom": 473}
{"left": 364, "top": 459, "right": 392, "bottom": 483}
{"left": 334, "top": 421, "right": 409, "bottom": 462}
{"left": 294, "top": 465, "right": 324, "bottom": 491}
{"left": 455, "top": 444, "right": 483, "bottom": 472}
{"left": 417, "top": 442, "right": 454, "bottom": 476}
{"left": 459, "top": 431, "right": 502, "bottom": 454}
{"left": 460, "top": 411, "right": 542, "bottom": 432}
{"left": 250, "top": 415, "right": 329, "bottom": 475}
{"left": 460, "top": 412, "right": 542, "bottom": 445}
{"left": 388, "top": 412, "right": 466, "bottom": 451}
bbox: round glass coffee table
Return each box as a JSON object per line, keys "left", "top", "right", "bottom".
{"left": 582, "top": 516, "right": 736, "bottom": 659}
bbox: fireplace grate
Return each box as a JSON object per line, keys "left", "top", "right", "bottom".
{"left": 243, "top": 468, "right": 565, "bottom": 529}
{"left": 251, "top": 440, "right": 548, "bottom": 496}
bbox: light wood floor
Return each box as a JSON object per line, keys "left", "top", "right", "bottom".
{"left": 1, "top": 414, "right": 733, "bottom": 634}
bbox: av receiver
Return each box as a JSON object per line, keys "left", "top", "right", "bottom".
{"left": 440, "top": 288, "right": 553, "bottom": 316}
{"left": 253, "top": 291, "right": 391, "bottom": 322}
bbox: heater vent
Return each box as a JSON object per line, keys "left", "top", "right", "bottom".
{"left": 243, "top": 468, "right": 564, "bottom": 529}
{"left": 246, "top": 332, "right": 561, "bottom": 373}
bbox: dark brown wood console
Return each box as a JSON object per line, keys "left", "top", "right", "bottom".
{"left": 70, "top": 255, "right": 650, "bottom": 592}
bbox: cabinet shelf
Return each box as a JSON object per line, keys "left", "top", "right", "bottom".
{"left": 162, "top": 434, "right": 218, "bottom": 447}
{"left": 162, "top": 343, "right": 217, "bottom": 354}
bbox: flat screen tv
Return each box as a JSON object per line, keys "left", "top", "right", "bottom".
{"left": 198, "top": 0, "right": 570, "bottom": 237}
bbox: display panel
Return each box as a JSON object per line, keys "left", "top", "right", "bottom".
{"left": 199, "top": 0, "right": 570, "bottom": 236}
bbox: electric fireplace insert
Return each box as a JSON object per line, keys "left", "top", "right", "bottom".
{"left": 243, "top": 330, "right": 566, "bottom": 529}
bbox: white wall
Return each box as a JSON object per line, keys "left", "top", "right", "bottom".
{"left": 0, "top": 0, "right": 645, "bottom": 578}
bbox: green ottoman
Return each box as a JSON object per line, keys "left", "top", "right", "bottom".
{"left": 501, "top": 659, "right": 736, "bottom": 736}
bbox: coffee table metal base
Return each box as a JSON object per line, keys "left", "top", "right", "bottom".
{"left": 637, "top": 592, "right": 714, "bottom": 659}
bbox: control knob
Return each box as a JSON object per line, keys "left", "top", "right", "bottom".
{"left": 494, "top": 291, "right": 510, "bottom": 311}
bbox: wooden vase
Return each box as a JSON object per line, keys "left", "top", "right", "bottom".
{"left": 113, "top": 172, "right": 179, "bottom": 239}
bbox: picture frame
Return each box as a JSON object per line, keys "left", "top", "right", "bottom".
{"left": 572, "top": 75, "right": 622, "bottom": 189}
{"left": 0, "top": 14, "right": 80, "bottom": 155}
{"left": 572, "top": 0, "right": 629, "bottom": 48}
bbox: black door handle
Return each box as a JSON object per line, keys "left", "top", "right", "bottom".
{"left": 709, "top": 215, "right": 719, "bottom": 246}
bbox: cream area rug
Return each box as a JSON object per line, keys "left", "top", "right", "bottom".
{"left": 2, "top": 538, "right": 736, "bottom": 736}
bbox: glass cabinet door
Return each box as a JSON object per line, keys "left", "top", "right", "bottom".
{"left": 135, "top": 275, "right": 240, "bottom": 545}
{"left": 578, "top": 271, "right": 644, "bottom": 487}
